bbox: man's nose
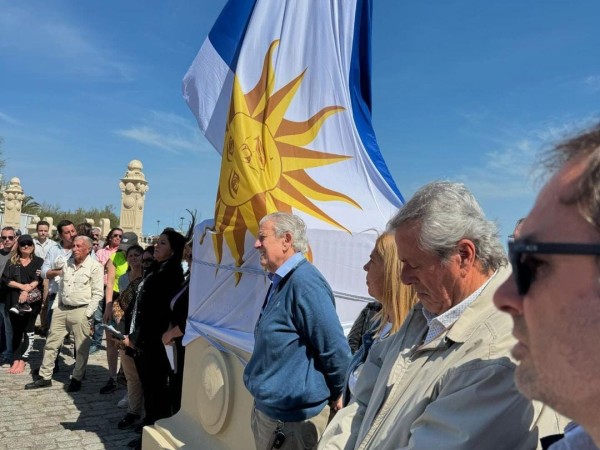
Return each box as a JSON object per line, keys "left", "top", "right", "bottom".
{"left": 493, "top": 275, "right": 524, "bottom": 317}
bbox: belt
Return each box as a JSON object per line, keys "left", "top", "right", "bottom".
{"left": 59, "top": 302, "right": 86, "bottom": 310}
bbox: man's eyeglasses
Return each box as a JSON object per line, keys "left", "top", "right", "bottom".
{"left": 508, "top": 240, "right": 600, "bottom": 295}
{"left": 1, "top": 236, "right": 15, "bottom": 241}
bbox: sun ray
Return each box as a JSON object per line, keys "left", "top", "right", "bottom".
{"left": 263, "top": 70, "right": 306, "bottom": 132}
{"left": 271, "top": 179, "right": 351, "bottom": 233}
{"left": 275, "top": 106, "right": 345, "bottom": 146}
{"left": 246, "top": 40, "right": 279, "bottom": 117}
{"left": 283, "top": 171, "right": 361, "bottom": 208}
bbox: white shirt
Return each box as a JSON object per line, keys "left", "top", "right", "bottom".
{"left": 34, "top": 238, "right": 58, "bottom": 260}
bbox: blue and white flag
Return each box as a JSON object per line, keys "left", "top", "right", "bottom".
{"left": 183, "top": 0, "right": 403, "bottom": 352}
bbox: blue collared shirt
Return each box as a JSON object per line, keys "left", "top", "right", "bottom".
{"left": 266, "top": 252, "right": 305, "bottom": 304}
{"left": 422, "top": 271, "right": 497, "bottom": 344}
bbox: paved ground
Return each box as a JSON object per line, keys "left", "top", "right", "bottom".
{"left": 0, "top": 334, "right": 140, "bottom": 449}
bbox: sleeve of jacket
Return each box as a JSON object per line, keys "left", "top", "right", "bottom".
{"left": 85, "top": 261, "right": 105, "bottom": 319}
{"left": 347, "top": 306, "right": 370, "bottom": 354}
{"left": 292, "top": 272, "right": 351, "bottom": 401}
{"left": 398, "top": 361, "right": 541, "bottom": 450}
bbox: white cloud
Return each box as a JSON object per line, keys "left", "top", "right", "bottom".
{"left": 0, "top": 111, "right": 21, "bottom": 126}
{"left": 583, "top": 75, "right": 600, "bottom": 92}
{"left": 0, "top": 3, "right": 133, "bottom": 80}
{"left": 115, "top": 110, "right": 213, "bottom": 154}
{"left": 458, "top": 118, "right": 596, "bottom": 199}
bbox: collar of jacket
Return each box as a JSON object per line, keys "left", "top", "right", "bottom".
{"left": 415, "top": 266, "right": 511, "bottom": 351}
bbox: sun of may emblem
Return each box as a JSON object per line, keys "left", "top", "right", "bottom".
{"left": 213, "top": 40, "right": 361, "bottom": 280}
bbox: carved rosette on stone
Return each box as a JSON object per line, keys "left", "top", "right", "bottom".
{"left": 119, "top": 160, "right": 148, "bottom": 237}
{"left": 2, "top": 177, "right": 25, "bottom": 228}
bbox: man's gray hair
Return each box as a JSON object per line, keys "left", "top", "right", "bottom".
{"left": 260, "top": 212, "right": 309, "bottom": 254}
{"left": 388, "top": 181, "right": 507, "bottom": 273}
{"left": 74, "top": 235, "right": 92, "bottom": 249}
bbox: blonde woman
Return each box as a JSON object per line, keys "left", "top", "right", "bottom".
{"left": 344, "top": 232, "right": 417, "bottom": 405}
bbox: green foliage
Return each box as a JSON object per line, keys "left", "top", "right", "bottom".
{"left": 21, "top": 195, "right": 41, "bottom": 215}
{"left": 37, "top": 203, "right": 119, "bottom": 228}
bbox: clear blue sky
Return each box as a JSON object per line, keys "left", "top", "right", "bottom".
{"left": 1, "top": 1, "right": 599, "bottom": 239}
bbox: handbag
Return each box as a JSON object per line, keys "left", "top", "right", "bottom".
{"left": 26, "top": 288, "right": 42, "bottom": 304}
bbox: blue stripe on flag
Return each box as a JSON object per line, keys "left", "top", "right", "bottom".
{"left": 208, "top": 0, "right": 257, "bottom": 71}
{"left": 349, "top": 0, "right": 404, "bottom": 203}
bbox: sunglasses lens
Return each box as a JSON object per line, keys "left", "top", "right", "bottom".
{"left": 509, "top": 250, "right": 530, "bottom": 296}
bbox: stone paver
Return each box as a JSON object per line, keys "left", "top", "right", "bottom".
{"left": 0, "top": 335, "right": 139, "bottom": 450}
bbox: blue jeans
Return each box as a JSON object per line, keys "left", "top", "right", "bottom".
{"left": 91, "top": 299, "right": 105, "bottom": 347}
{"left": 0, "top": 304, "right": 13, "bottom": 361}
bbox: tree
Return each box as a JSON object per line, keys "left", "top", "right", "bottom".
{"left": 36, "top": 203, "right": 120, "bottom": 229}
{"left": 21, "top": 195, "right": 41, "bottom": 215}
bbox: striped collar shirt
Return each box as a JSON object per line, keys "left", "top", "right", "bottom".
{"left": 422, "top": 271, "right": 497, "bottom": 344}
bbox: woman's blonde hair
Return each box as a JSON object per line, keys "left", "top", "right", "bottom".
{"left": 9, "top": 244, "right": 31, "bottom": 265}
{"left": 373, "top": 232, "right": 418, "bottom": 336}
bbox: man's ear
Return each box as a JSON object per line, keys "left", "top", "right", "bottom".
{"left": 456, "top": 239, "right": 476, "bottom": 271}
{"left": 282, "top": 231, "right": 293, "bottom": 251}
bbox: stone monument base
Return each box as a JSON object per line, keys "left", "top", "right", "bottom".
{"left": 142, "top": 336, "right": 255, "bottom": 450}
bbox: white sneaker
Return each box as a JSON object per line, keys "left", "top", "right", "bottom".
{"left": 9, "top": 307, "right": 20, "bottom": 314}
{"left": 117, "top": 392, "right": 129, "bottom": 409}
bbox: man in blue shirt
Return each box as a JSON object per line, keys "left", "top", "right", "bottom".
{"left": 244, "top": 212, "right": 351, "bottom": 450}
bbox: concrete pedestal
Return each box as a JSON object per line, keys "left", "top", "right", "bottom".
{"left": 142, "top": 336, "right": 255, "bottom": 450}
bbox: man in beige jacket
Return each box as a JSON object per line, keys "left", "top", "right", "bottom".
{"left": 318, "top": 181, "right": 565, "bottom": 450}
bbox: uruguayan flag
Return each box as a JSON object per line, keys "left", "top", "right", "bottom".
{"left": 183, "top": 0, "right": 403, "bottom": 352}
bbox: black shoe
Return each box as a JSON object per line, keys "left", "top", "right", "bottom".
{"left": 127, "top": 438, "right": 141, "bottom": 449}
{"left": 67, "top": 378, "right": 82, "bottom": 392}
{"left": 100, "top": 377, "right": 118, "bottom": 394}
{"left": 25, "top": 378, "right": 52, "bottom": 390}
{"left": 118, "top": 413, "right": 140, "bottom": 430}
{"left": 20, "top": 303, "right": 32, "bottom": 313}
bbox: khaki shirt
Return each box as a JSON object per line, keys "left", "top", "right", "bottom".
{"left": 57, "top": 255, "right": 104, "bottom": 319}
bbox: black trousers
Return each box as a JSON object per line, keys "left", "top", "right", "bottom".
{"left": 10, "top": 301, "right": 42, "bottom": 359}
{"left": 134, "top": 345, "right": 172, "bottom": 425}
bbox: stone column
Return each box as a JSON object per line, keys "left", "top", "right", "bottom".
{"left": 2, "top": 177, "right": 25, "bottom": 229}
{"left": 119, "top": 160, "right": 149, "bottom": 237}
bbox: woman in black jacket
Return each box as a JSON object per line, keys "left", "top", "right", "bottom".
{"left": 124, "top": 228, "right": 185, "bottom": 427}
{"left": 2, "top": 235, "right": 44, "bottom": 375}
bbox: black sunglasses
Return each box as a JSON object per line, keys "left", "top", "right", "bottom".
{"left": 508, "top": 240, "right": 600, "bottom": 295}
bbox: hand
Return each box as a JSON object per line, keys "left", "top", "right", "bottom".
{"left": 19, "top": 291, "right": 28, "bottom": 303}
{"left": 162, "top": 330, "right": 175, "bottom": 346}
{"left": 36, "top": 269, "right": 41, "bottom": 277}
{"left": 22, "top": 284, "right": 33, "bottom": 293}
{"left": 123, "top": 336, "right": 134, "bottom": 349}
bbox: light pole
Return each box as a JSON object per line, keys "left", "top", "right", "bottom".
{"left": 179, "top": 217, "right": 185, "bottom": 232}
{"left": 156, "top": 220, "right": 160, "bottom": 236}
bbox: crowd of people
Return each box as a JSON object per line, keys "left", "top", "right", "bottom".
{"left": 2, "top": 122, "right": 600, "bottom": 450}
{"left": 0, "top": 218, "right": 194, "bottom": 450}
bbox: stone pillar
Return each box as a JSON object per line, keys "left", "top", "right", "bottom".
{"left": 98, "top": 218, "right": 111, "bottom": 239}
{"left": 119, "top": 160, "right": 148, "bottom": 237}
{"left": 2, "top": 177, "right": 25, "bottom": 229}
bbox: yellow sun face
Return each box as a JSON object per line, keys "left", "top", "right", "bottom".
{"left": 213, "top": 40, "right": 361, "bottom": 282}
